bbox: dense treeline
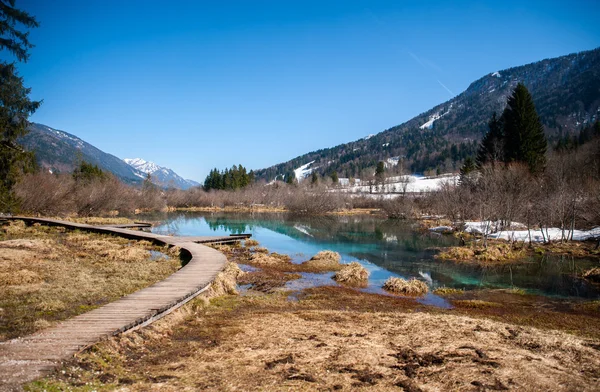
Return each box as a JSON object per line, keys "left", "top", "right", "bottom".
{"left": 203, "top": 165, "right": 255, "bottom": 191}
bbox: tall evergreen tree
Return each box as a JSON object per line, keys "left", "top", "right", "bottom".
{"left": 459, "top": 157, "right": 476, "bottom": 187}
{"left": 375, "top": 161, "right": 385, "bottom": 184}
{"left": 330, "top": 171, "right": 338, "bottom": 184}
{"left": 502, "top": 83, "right": 547, "bottom": 173}
{"left": 0, "top": 0, "right": 40, "bottom": 211}
{"left": 476, "top": 112, "right": 504, "bottom": 168}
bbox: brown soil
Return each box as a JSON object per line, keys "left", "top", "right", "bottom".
{"left": 20, "top": 242, "right": 600, "bottom": 391}
{"left": 28, "top": 285, "right": 600, "bottom": 391}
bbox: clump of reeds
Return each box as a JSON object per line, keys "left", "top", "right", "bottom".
{"left": 333, "top": 262, "right": 369, "bottom": 286}
{"left": 433, "top": 286, "right": 464, "bottom": 296}
{"left": 207, "top": 262, "right": 245, "bottom": 297}
{"left": 437, "top": 243, "right": 525, "bottom": 263}
{"left": 382, "top": 277, "right": 428, "bottom": 296}
{"left": 249, "top": 252, "right": 292, "bottom": 265}
{"left": 303, "top": 250, "right": 342, "bottom": 271}
{"left": 244, "top": 239, "right": 260, "bottom": 248}
{"left": 583, "top": 268, "right": 600, "bottom": 283}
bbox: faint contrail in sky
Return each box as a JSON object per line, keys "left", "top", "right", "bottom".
{"left": 436, "top": 79, "right": 454, "bottom": 96}
{"left": 366, "top": 8, "right": 455, "bottom": 97}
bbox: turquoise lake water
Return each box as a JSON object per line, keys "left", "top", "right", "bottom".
{"left": 149, "top": 212, "right": 599, "bottom": 301}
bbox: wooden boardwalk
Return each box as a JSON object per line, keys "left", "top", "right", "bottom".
{"left": 0, "top": 216, "right": 245, "bottom": 390}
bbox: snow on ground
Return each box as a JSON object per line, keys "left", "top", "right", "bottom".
{"left": 340, "top": 174, "right": 457, "bottom": 194}
{"left": 385, "top": 156, "right": 400, "bottom": 167}
{"left": 338, "top": 178, "right": 362, "bottom": 186}
{"left": 364, "top": 134, "right": 375, "bottom": 140}
{"left": 294, "top": 161, "right": 316, "bottom": 182}
{"left": 492, "top": 71, "right": 501, "bottom": 77}
{"left": 490, "top": 227, "right": 600, "bottom": 242}
{"left": 462, "top": 221, "right": 600, "bottom": 243}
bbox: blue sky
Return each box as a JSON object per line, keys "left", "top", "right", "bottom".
{"left": 12, "top": 0, "right": 600, "bottom": 181}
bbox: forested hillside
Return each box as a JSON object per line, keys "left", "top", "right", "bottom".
{"left": 256, "top": 47, "right": 600, "bottom": 181}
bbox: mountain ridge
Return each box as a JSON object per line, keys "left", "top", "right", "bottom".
{"left": 255, "top": 47, "right": 600, "bottom": 181}
{"left": 124, "top": 158, "right": 199, "bottom": 189}
{"left": 19, "top": 123, "right": 198, "bottom": 189}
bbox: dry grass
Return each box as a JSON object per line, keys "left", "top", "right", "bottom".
{"left": 244, "top": 239, "right": 260, "bottom": 248}
{"left": 437, "top": 243, "right": 526, "bottom": 264}
{"left": 205, "top": 262, "right": 245, "bottom": 298}
{"left": 62, "top": 216, "right": 135, "bottom": 225}
{"left": 301, "top": 250, "right": 342, "bottom": 272}
{"left": 0, "top": 220, "right": 180, "bottom": 341}
{"left": 433, "top": 286, "right": 465, "bottom": 296}
{"left": 249, "top": 251, "right": 292, "bottom": 265}
{"left": 454, "top": 300, "right": 503, "bottom": 309}
{"left": 29, "top": 289, "right": 600, "bottom": 391}
{"left": 583, "top": 267, "right": 600, "bottom": 283}
{"left": 332, "top": 262, "right": 369, "bottom": 286}
{"left": 383, "top": 277, "right": 429, "bottom": 296}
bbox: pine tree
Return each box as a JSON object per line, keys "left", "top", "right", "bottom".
{"left": 0, "top": 1, "right": 40, "bottom": 211}
{"left": 476, "top": 112, "right": 504, "bottom": 168}
{"left": 375, "top": 161, "right": 385, "bottom": 184}
{"left": 459, "top": 157, "right": 476, "bottom": 187}
{"left": 502, "top": 83, "right": 547, "bottom": 173}
{"left": 285, "top": 170, "right": 295, "bottom": 184}
{"left": 330, "top": 171, "right": 338, "bottom": 184}
{"left": 311, "top": 171, "right": 318, "bottom": 185}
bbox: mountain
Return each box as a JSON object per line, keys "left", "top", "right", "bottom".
{"left": 124, "top": 158, "right": 200, "bottom": 190}
{"left": 19, "top": 123, "right": 199, "bottom": 189}
{"left": 20, "top": 123, "right": 145, "bottom": 184}
{"left": 255, "top": 47, "right": 600, "bottom": 181}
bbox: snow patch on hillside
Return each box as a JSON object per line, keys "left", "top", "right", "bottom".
{"left": 419, "top": 105, "right": 452, "bottom": 130}
{"left": 492, "top": 71, "right": 501, "bottom": 77}
{"left": 294, "top": 161, "right": 316, "bottom": 181}
{"left": 385, "top": 156, "right": 400, "bottom": 167}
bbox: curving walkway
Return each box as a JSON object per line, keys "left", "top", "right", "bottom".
{"left": 0, "top": 216, "right": 247, "bottom": 390}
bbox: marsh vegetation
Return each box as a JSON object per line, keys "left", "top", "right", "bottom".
{"left": 0, "top": 220, "right": 179, "bottom": 341}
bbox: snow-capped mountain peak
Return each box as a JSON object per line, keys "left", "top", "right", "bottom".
{"left": 123, "top": 158, "right": 161, "bottom": 174}
{"left": 124, "top": 158, "right": 199, "bottom": 189}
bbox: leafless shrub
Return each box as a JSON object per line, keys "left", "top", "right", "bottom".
{"left": 284, "top": 185, "right": 345, "bottom": 214}
{"left": 380, "top": 196, "right": 417, "bottom": 219}
{"left": 14, "top": 172, "right": 74, "bottom": 215}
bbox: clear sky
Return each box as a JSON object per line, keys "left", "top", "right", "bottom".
{"left": 11, "top": 0, "right": 600, "bottom": 181}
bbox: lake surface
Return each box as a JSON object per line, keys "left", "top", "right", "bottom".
{"left": 149, "top": 212, "right": 599, "bottom": 301}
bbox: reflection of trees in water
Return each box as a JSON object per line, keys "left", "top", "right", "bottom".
{"left": 205, "top": 216, "right": 251, "bottom": 234}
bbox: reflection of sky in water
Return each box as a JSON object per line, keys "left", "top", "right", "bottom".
{"left": 152, "top": 213, "right": 599, "bottom": 300}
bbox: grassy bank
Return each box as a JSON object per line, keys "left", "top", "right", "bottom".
{"left": 26, "top": 242, "right": 600, "bottom": 391}
{"left": 0, "top": 220, "right": 180, "bottom": 341}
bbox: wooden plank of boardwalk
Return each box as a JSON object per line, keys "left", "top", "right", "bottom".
{"left": 0, "top": 216, "right": 241, "bottom": 391}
